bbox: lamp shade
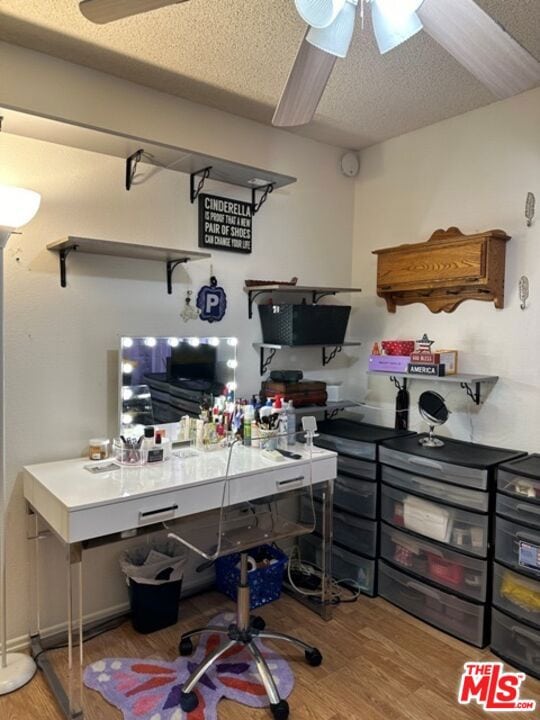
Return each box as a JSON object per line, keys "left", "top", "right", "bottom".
{"left": 0, "top": 185, "right": 41, "bottom": 230}
{"left": 294, "top": 0, "right": 347, "bottom": 29}
{"left": 372, "top": 0, "right": 423, "bottom": 54}
{"left": 306, "top": 0, "right": 358, "bottom": 58}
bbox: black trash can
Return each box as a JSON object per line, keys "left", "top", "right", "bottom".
{"left": 120, "top": 539, "right": 187, "bottom": 634}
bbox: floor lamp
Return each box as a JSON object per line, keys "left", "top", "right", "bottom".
{"left": 0, "top": 184, "right": 41, "bottom": 694}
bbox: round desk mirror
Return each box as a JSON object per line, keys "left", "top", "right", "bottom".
{"left": 418, "top": 391, "right": 449, "bottom": 448}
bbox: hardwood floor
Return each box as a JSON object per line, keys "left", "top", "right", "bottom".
{"left": 2, "top": 591, "right": 539, "bottom": 720}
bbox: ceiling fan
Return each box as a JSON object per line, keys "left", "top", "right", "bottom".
{"left": 79, "top": 0, "right": 540, "bottom": 127}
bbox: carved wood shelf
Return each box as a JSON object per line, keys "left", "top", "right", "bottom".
{"left": 373, "top": 227, "right": 511, "bottom": 313}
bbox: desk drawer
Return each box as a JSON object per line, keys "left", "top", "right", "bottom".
{"left": 491, "top": 608, "right": 540, "bottom": 679}
{"left": 316, "top": 434, "right": 376, "bottom": 461}
{"left": 497, "top": 494, "right": 540, "bottom": 531}
{"left": 493, "top": 563, "right": 540, "bottom": 630}
{"left": 381, "top": 484, "right": 488, "bottom": 557}
{"left": 382, "top": 465, "right": 488, "bottom": 512}
{"left": 335, "top": 474, "right": 377, "bottom": 519}
{"left": 380, "top": 524, "right": 488, "bottom": 602}
{"left": 497, "top": 469, "right": 540, "bottom": 504}
{"left": 379, "top": 561, "right": 486, "bottom": 647}
{"left": 380, "top": 447, "right": 488, "bottom": 490}
{"left": 495, "top": 516, "right": 540, "bottom": 578}
{"left": 298, "top": 534, "right": 376, "bottom": 596}
{"left": 337, "top": 456, "right": 377, "bottom": 481}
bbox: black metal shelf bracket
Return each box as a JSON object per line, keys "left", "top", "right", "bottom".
{"left": 389, "top": 376, "right": 408, "bottom": 392}
{"left": 247, "top": 289, "right": 272, "bottom": 319}
{"left": 259, "top": 346, "right": 278, "bottom": 376}
{"left": 126, "top": 148, "right": 144, "bottom": 191}
{"left": 324, "top": 407, "right": 345, "bottom": 421}
{"left": 190, "top": 167, "right": 212, "bottom": 203}
{"left": 460, "top": 381, "right": 481, "bottom": 405}
{"left": 166, "top": 259, "right": 189, "bottom": 295}
{"left": 58, "top": 246, "right": 78, "bottom": 288}
{"left": 322, "top": 345, "right": 343, "bottom": 366}
{"left": 251, "top": 183, "right": 274, "bottom": 215}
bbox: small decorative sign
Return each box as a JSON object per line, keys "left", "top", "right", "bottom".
{"left": 199, "top": 193, "right": 252, "bottom": 254}
{"left": 197, "top": 275, "right": 227, "bottom": 323}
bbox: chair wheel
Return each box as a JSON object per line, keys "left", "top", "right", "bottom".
{"left": 305, "top": 648, "right": 323, "bottom": 667}
{"left": 179, "top": 690, "right": 199, "bottom": 712}
{"left": 178, "top": 637, "right": 193, "bottom": 656}
{"left": 270, "top": 699, "right": 289, "bottom": 720}
{"left": 250, "top": 615, "right": 266, "bottom": 631}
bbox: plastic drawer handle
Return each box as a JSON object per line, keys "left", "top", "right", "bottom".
{"left": 512, "top": 624, "right": 539, "bottom": 642}
{"left": 138, "top": 505, "right": 178, "bottom": 523}
{"left": 405, "top": 580, "right": 441, "bottom": 600}
{"left": 516, "top": 503, "right": 540, "bottom": 516}
{"left": 277, "top": 476, "right": 305, "bottom": 488}
{"left": 516, "top": 530, "right": 540, "bottom": 542}
{"left": 407, "top": 457, "right": 444, "bottom": 471}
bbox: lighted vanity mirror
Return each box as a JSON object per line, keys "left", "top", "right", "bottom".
{"left": 119, "top": 336, "right": 237, "bottom": 436}
{"left": 418, "top": 390, "right": 450, "bottom": 448}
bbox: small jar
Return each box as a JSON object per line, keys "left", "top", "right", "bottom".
{"left": 89, "top": 438, "right": 110, "bottom": 461}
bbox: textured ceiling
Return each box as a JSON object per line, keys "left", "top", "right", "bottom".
{"left": 0, "top": 0, "right": 539, "bottom": 148}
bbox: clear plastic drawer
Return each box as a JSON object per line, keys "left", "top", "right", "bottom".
{"left": 301, "top": 498, "right": 377, "bottom": 557}
{"left": 380, "top": 446, "right": 488, "bottom": 490}
{"left": 497, "top": 494, "right": 540, "bottom": 531}
{"left": 380, "top": 523, "right": 488, "bottom": 601}
{"left": 491, "top": 608, "right": 540, "bottom": 679}
{"left": 316, "top": 434, "right": 377, "bottom": 461}
{"left": 337, "top": 455, "right": 377, "bottom": 481}
{"left": 379, "top": 561, "right": 486, "bottom": 647}
{"left": 335, "top": 474, "right": 377, "bottom": 519}
{"left": 493, "top": 562, "right": 540, "bottom": 630}
{"left": 382, "top": 465, "right": 488, "bottom": 512}
{"left": 495, "top": 516, "right": 540, "bottom": 578}
{"left": 497, "top": 469, "right": 540, "bottom": 505}
{"left": 381, "top": 483, "right": 488, "bottom": 557}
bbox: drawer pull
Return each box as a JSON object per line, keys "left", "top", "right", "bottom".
{"left": 138, "top": 505, "right": 178, "bottom": 523}
{"left": 516, "top": 530, "right": 540, "bottom": 543}
{"left": 516, "top": 503, "right": 540, "bottom": 516}
{"left": 407, "top": 457, "right": 444, "bottom": 471}
{"left": 512, "top": 624, "right": 539, "bottom": 642}
{"left": 405, "top": 580, "right": 441, "bottom": 600}
{"left": 277, "top": 476, "right": 305, "bottom": 488}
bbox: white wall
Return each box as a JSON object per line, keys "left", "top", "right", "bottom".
{"left": 0, "top": 43, "right": 356, "bottom": 646}
{"left": 351, "top": 87, "right": 540, "bottom": 451}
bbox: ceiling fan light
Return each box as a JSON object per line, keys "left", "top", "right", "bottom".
{"left": 306, "top": 0, "right": 358, "bottom": 58}
{"left": 372, "top": 0, "right": 423, "bottom": 54}
{"left": 294, "top": 0, "right": 348, "bottom": 29}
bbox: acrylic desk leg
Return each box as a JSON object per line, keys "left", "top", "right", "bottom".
{"left": 320, "top": 478, "right": 334, "bottom": 621}
{"left": 67, "top": 544, "right": 84, "bottom": 719}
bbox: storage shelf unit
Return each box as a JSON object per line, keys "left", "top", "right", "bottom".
{"left": 367, "top": 370, "right": 498, "bottom": 405}
{"left": 47, "top": 237, "right": 211, "bottom": 291}
{"left": 254, "top": 342, "right": 362, "bottom": 376}
{"left": 244, "top": 284, "right": 362, "bottom": 319}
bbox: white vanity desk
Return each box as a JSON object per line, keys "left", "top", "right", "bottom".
{"left": 23, "top": 445, "right": 336, "bottom": 719}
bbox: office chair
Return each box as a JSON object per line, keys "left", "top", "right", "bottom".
{"left": 168, "top": 424, "right": 325, "bottom": 720}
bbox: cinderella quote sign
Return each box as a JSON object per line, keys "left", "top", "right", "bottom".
{"left": 198, "top": 193, "right": 252, "bottom": 254}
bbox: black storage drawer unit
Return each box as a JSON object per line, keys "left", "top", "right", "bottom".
{"left": 491, "top": 608, "right": 540, "bottom": 680}
{"left": 379, "top": 433, "right": 524, "bottom": 648}
{"left": 308, "top": 417, "right": 415, "bottom": 596}
{"left": 258, "top": 303, "right": 351, "bottom": 346}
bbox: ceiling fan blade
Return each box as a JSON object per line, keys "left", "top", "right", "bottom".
{"left": 79, "top": 0, "right": 188, "bottom": 24}
{"left": 273, "top": 33, "right": 337, "bottom": 127}
{"left": 417, "top": 0, "right": 540, "bottom": 99}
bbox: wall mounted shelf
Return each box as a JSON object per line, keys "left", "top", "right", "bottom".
{"left": 47, "top": 237, "right": 210, "bottom": 291}
{"left": 254, "top": 342, "right": 362, "bottom": 376}
{"left": 367, "top": 370, "right": 499, "bottom": 405}
{"left": 244, "top": 285, "right": 362, "bottom": 319}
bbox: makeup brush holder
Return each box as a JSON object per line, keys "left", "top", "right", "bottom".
{"left": 113, "top": 439, "right": 148, "bottom": 466}
{"left": 259, "top": 428, "right": 279, "bottom": 451}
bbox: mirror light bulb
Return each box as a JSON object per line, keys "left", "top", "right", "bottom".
{"left": 189, "top": 337, "right": 200, "bottom": 347}
{"left": 227, "top": 338, "right": 238, "bottom": 347}
{"left": 227, "top": 381, "right": 237, "bottom": 392}
{"left": 227, "top": 359, "right": 238, "bottom": 369}
{"left": 144, "top": 337, "right": 157, "bottom": 347}
{"left": 121, "top": 337, "right": 133, "bottom": 348}
{"left": 122, "top": 362, "right": 134, "bottom": 374}
{"left": 167, "top": 337, "right": 179, "bottom": 347}
{"left": 122, "top": 388, "right": 133, "bottom": 401}
{"left": 121, "top": 413, "right": 133, "bottom": 425}
{"left": 208, "top": 337, "right": 220, "bottom": 347}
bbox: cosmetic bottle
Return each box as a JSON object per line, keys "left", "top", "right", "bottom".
{"left": 286, "top": 400, "right": 296, "bottom": 446}
{"left": 142, "top": 427, "right": 155, "bottom": 451}
{"left": 147, "top": 433, "right": 164, "bottom": 463}
{"left": 243, "top": 405, "right": 254, "bottom": 447}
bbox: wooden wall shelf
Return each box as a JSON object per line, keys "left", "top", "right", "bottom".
{"left": 373, "top": 227, "right": 511, "bottom": 313}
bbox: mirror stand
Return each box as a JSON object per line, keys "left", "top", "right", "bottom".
{"left": 419, "top": 425, "right": 445, "bottom": 448}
